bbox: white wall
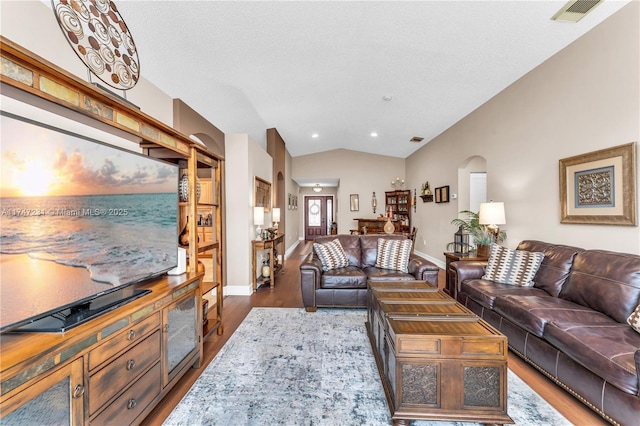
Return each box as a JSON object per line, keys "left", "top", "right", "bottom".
{"left": 224, "top": 134, "right": 273, "bottom": 295}
{"left": 406, "top": 2, "right": 640, "bottom": 260}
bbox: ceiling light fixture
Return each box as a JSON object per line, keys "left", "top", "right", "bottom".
{"left": 370, "top": 132, "right": 378, "bottom": 137}
{"left": 382, "top": 95, "right": 392, "bottom": 101}
{"left": 312, "top": 133, "right": 319, "bottom": 138}
{"left": 313, "top": 184, "right": 322, "bottom": 193}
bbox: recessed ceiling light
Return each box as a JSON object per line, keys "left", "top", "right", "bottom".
{"left": 370, "top": 132, "right": 378, "bottom": 137}
{"left": 382, "top": 95, "right": 392, "bottom": 101}
{"left": 312, "top": 133, "right": 319, "bottom": 138}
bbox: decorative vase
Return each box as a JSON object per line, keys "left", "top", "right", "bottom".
{"left": 179, "top": 216, "right": 190, "bottom": 246}
{"left": 383, "top": 218, "right": 395, "bottom": 234}
{"left": 261, "top": 264, "right": 271, "bottom": 278}
{"left": 178, "top": 173, "right": 201, "bottom": 203}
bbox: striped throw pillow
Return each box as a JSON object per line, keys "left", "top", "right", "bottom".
{"left": 375, "top": 238, "right": 412, "bottom": 273}
{"left": 628, "top": 304, "right": 640, "bottom": 334}
{"left": 313, "top": 239, "right": 349, "bottom": 271}
{"left": 482, "top": 244, "right": 544, "bottom": 286}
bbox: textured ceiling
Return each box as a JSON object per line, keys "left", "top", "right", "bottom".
{"left": 111, "top": 0, "right": 630, "bottom": 159}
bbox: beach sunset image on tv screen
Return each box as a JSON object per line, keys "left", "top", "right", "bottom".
{"left": 0, "top": 113, "right": 179, "bottom": 332}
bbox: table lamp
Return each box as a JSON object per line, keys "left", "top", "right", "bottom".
{"left": 479, "top": 202, "right": 506, "bottom": 243}
{"left": 272, "top": 207, "right": 281, "bottom": 233}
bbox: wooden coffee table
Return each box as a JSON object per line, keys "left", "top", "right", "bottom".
{"left": 366, "top": 280, "right": 513, "bottom": 425}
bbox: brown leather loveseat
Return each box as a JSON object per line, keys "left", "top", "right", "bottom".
{"left": 451, "top": 240, "right": 640, "bottom": 426}
{"left": 300, "top": 234, "right": 439, "bottom": 311}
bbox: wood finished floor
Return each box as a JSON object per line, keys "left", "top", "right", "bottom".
{"left": 142, "top": 241, "right": 606, "bottom": 426}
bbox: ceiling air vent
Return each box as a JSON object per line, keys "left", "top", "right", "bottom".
{"left": 551, "top": 0, "right": 603, "bottom": 23}
{"left": 409, "top": 136, "right": 424, "bottom": 143}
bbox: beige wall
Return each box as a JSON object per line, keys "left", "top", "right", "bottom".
{"left": 292, "top": 149, "right": 405, "bottom": 236}
{"left": 407, "top": 2, "right": 640, "bottom": 262}
{"left": 1, "top": 1, "right": 175, "bottom": 127}
{"left": 224, "top": 134, "right": 273, "bottom": 295}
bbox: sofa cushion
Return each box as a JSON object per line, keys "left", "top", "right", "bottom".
{"left": 314, "top": 235, "right": 362, "bottom": 268}
{"left": 375, "top": 238, "right": 412, "bottom": 272}
{"left": 320, "top": 266, "right": 367, "bottom": 289}
{"left": 493, "top": 295, "right": 615, "bottom": 337}
{"left": 313, "top": 239, "right": 349, "bottom": 271}
{"left": 460, "top": 280, "right": 547, "bottom": 309}
{"left": 559, "top": 250, "right": 640, "bottom": 323}
{"left": 363, "top": 266, "right": 416, "bottom": 282}
{"left": 360, "top": 234, "right": 407, "bottom": 267}
{"left": 628, "top": 303, "right": 640, "bottom": 334}
{"left": 544, "top": 321, "right": 640, "bottom": 395}
{"left": 482, "top": 244, "right": 544, "bottom": 286}
{"left": 516, "top": 241, "right": 583, "bottom": 297}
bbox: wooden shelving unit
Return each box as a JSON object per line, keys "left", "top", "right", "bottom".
{"left": 385, "top": 190, "right": 411, "bottom": 233}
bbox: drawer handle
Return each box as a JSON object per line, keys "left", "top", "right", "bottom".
{"left": 73, "top": 384, "right": 85, "bottom": 399}
{"left": 126, "top": 359, "right": 136, "bottom": 370}
{"left": 127, "top": 398, "right": 137, "bottom": 410}
{"left": 128, "top": 329, "right": 136, "bottom": 340}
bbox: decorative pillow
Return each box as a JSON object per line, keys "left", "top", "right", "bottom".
{"left": 375, "top": 238, "right": 412, "bottom": 273}
{"left": 628, "top": 304, "right": 640, "bottom": 334}
{"left": 313, "top": 239, "right": 349, "bottom": 271}
{"left": 482, "top": 243, "right": 544, "bottom": 286}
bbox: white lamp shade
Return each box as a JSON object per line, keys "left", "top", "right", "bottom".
{"left": 272, "top": 207, "right": 281, "bottom": 223}
{"left": 479, "top": 202, "right": 506, "bottom": 225}
{"left": 254, "top": 206, "right": 265, "bottom": 226}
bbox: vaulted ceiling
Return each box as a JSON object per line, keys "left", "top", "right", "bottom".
{"left": 113, "top": 1, "right": 630, "bottom": 159}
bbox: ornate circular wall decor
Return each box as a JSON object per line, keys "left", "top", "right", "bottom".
{"left": 51, "top": 0, "right": 140, "bottom": 90}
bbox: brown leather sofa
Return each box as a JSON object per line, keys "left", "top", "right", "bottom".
{"left": 300, "top": 234, "right": 439, "bottom": 311}
{"left": 451, "top": 240, "right": 640, "bottom": 426}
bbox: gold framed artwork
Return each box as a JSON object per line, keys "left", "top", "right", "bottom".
{"left": 350, "top": 194, "right": 359, "bottom": 211}
{"left": 255, "top": 177, "right": 271, "bottom": 212}
{"left": 559, "top": 142, "right": 636, "bottom": 226}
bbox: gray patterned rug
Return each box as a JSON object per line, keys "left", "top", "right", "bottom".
{"left": 164, "top": 308, "right": 570, "bottom": 426}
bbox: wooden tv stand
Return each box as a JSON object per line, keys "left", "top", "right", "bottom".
{"left": 0, "top": 273, "right": 203, "bottom": 425}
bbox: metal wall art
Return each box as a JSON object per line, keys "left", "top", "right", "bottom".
{"left": 560, "top": 142, "right": 636, "bottom": 226}
{"left": 52, "top": 0, "right": 140, "bottom": 90}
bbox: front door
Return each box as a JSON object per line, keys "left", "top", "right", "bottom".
{"left": 305, "top": 196, "right": 331, "bottom": 240}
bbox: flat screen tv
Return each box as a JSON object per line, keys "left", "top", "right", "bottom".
{"left": 0, "top": 112, "right": 179, "bottom": 333}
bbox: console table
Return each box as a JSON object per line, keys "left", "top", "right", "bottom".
{"left": 366, "top": 280, "right": 512, "bottom": 426}
{"left": 251, "top": 233, "right": 285, "bottom": 292}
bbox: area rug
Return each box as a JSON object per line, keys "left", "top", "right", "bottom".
{"left": 164, "top": 308, "right": 570, "bottom": 426}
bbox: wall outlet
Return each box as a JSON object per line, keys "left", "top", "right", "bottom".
{"left": 423, "top": 239, "right": 427, "bottom": 246}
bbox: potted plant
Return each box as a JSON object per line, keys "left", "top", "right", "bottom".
{"left": 447, "top": 210, "right": 506, "bottom": 257}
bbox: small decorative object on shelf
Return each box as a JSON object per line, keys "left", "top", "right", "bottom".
{"left": 178, "top": 173, "right": 201, "bottom": 203}
{"left": 261, "top": 257, "right": 270, "bottom": 278}
{"left": 383, "top": 218, "right": 395, "bottom": 234}
{"left": 419, "top": 181, "right": 434, "bottom": 202}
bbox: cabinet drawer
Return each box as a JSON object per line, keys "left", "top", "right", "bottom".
{"left": 89, "top": 330, "right": 161, "bottom": 415}
{"left": 89, "top": 312, "right": 160, "bottom": 371}
{"left": 90, "top": 361, "right": 161, "bottom": 426}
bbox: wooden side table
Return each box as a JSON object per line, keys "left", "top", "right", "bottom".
{"left": 443, "top": 252, "right": 488, "bottom": 299}
{"left": 252, "top": 233, "right": 285, "bottom": 292}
